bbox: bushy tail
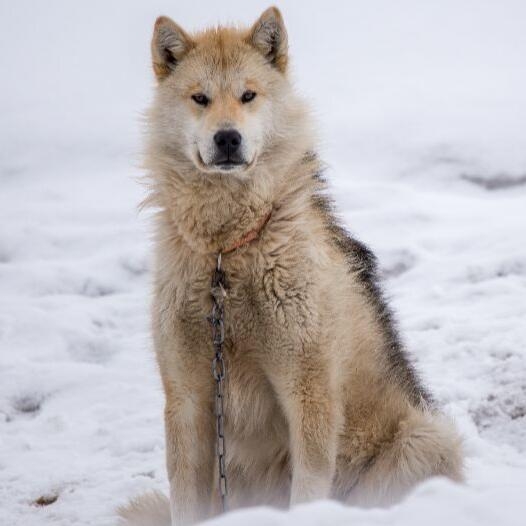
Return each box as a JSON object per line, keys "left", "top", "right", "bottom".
{"left": 117, "top": 491, "right": 171, "bottom": 526}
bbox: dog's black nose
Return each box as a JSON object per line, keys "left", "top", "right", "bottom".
{"left": 214, "top": 129, "right": 242, "bottom": 156}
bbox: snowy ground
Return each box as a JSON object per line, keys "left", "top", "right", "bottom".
{"left": 1, "top": 1, "right": 525, "bottom": 525}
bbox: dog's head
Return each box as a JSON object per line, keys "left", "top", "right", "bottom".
{"left": 150, "top": 7, "right": 293, "bottom": 176}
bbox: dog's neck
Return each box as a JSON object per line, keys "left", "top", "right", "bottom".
{"left": 221, "top": 209, "right": 273, "bottom": 254}
{"left": 147, "top": 148, "right": 321, "bottom": 258}
{"left": 170, "top": 171, "right": 273, "bottom": 255}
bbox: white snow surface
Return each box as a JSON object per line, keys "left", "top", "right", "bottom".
{"left": 1, "top": 1, "right": 526, "bottom": 525}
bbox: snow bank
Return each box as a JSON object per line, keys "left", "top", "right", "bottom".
{"left": 208, "top": 477, "right": 526, "bottom": 526}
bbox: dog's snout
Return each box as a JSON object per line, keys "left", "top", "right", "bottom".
{"left": 214, "top": 129, "right": 242, "bottom": 155}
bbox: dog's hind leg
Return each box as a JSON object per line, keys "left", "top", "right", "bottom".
{"left": 346, "top": 410, "right": 463, "bottom": 507}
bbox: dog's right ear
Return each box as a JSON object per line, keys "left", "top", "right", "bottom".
{"left": 151, "top": 16, "right": 193, "bottom": 80}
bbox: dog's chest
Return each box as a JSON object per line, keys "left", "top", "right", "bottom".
{"left": 223, "top": 262, "right": 317, "bottom": 344}
{"left": 171, "top": 256, "right": 319, "bottom": 446}
{"left": 177, "top": 258, "right": 318, "bottom": 356}
{"left": 192, "top": 264, "right": 307, "bottom": 436}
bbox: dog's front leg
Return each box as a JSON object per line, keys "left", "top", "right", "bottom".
{"left": 270, "top": 353, "right": 338, "bottom": 506}
{"left": 165, "top": 384, "right": 215, "bottom": 526}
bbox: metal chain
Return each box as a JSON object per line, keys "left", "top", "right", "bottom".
{"left": 208, "top": 253, "right": 228, "bottom": 512}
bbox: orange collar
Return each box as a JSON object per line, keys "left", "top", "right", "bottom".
{"left": 221, "top": 210, "right": 272, "bottom": 254}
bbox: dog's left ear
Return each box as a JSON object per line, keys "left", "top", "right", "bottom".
{"left": 249, "top": 7, "right": 288, "bottom": 72}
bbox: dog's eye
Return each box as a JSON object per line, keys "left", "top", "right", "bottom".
{"left": 241, "top": 90, "right": 257, "bottom": 104}
{"left": 191, "top": 93, "right": 209, "bottom": 106}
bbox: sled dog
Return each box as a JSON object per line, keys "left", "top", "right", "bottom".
{"left": 119, "top": 6, "right": 463, "bottom": 525}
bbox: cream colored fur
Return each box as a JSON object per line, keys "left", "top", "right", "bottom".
{"left": 118, "top": 7, "right": 463, "bottom": 526}
{"left": 118, "top": 493, "right": 171, "bottom": 526}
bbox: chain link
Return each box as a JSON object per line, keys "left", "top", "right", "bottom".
{"left": 208, "top": 253, "right": 228, "bottom": 512}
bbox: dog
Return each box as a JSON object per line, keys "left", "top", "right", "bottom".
{"left": 118, "top": 6, "right": 463, "bottom": 526}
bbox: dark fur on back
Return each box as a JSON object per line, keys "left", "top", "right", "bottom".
{"left": 311, "top": 170, "right": 432, "bottom": 408}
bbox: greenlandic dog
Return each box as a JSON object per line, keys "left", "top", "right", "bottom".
{"left": 119, "top": 6, "right": 463, "bottom": 526}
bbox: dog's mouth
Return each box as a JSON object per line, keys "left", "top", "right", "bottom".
{"left": 195, "top": 151, "right": 256, "bottom": 174}
{"left": 214, "top": 159, "right": 245, "bottom": 171}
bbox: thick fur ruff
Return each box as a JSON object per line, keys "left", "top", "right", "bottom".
{"left": 119, "top": 7, "right": 463, "bottom": 526}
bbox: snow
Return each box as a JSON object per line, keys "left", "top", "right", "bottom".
{"left": 1, "top": 1, "right": 526, "bottom": 525}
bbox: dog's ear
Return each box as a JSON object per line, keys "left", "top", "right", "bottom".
{"left": 151, "top": 16, "right": 193, "bottom": 80}
{"left": 249, "top": 7, "right": 288, "bottom": 72}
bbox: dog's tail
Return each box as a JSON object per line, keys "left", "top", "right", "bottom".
{"left": 117, "top": 491, "right": 171, "bottom": 526}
